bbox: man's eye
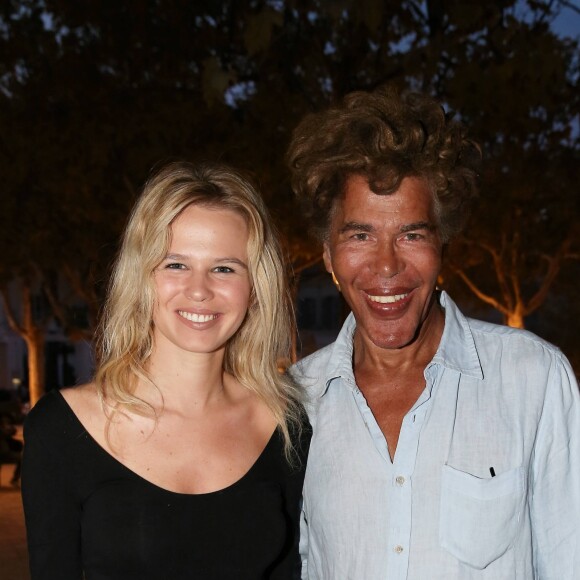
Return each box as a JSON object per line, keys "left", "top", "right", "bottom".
{"left": 352, "top": 233, "right": 369, "bottom": 241}
{"left": 405, "top": 233, "right": 424, "bottom": 241}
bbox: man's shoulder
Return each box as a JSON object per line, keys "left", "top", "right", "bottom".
{"left": 291, "top": 342, "right": 336, "bottom": 383}
{"left": 290, "top": 343, "right": 339, "bottom": 420}
{"left": 467, "top": 317, "right": 563, "bottom": 359}
{"left": 463, "top": 317, "right": 575, "bottom": 393}
{"left": 443, "top": 292, "right": 564, "bottom": 362}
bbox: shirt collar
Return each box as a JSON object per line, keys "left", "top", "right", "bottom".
{"left": 430, "top": 291, "right": 483, "bottom": 379}
{"left": 319, "top": 290, "right": 483, "bottom": 397}
{"left": 319, "top": 313, "right": 357, "bottom": 396}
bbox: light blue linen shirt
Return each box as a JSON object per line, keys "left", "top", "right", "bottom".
{"left": 292, "top": 292, "right": 580, "bottom": 579}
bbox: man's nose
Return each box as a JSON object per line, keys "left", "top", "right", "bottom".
{"left": 370, "top": 241, "right": 402, "bottom": 277}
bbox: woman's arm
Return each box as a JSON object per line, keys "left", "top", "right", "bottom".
{"left": 21, "top": 405, "right": 83, "bottom": 579}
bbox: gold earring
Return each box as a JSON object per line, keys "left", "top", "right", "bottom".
{"left": 331, "top": 271, "right": 341, "bottom": 292}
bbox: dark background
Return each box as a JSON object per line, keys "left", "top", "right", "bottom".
{"left": 0, "top": 0, "right": 578, "bottom": 402}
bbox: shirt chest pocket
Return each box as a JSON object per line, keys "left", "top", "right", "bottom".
{"left": 439, "top": 464, "right": 525, "bottom": 570}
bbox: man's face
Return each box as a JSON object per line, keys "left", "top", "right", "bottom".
{"left": 323, "top": 174, "right": 443, "bottom": 351}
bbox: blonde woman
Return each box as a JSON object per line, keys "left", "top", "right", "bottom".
{"left": 22, "top": 162, "right": 310, "bottom": 580}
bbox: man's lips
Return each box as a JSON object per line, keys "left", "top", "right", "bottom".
{"left": 367, "top": 292, "right": 409, "bottom": 304}
{"left": 178, "top": 310, "right": 218, "bottom": 323}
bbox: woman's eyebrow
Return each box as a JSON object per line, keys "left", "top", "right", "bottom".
{"left": 215, "top": 258, "right": 248, "bottom": 269}
{"left": 162, "top": 254, "right": 249, "bottom": 269}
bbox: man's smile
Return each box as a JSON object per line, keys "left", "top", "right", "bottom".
{"left": 367, "top": 292, "right": 409, "bottom": 304}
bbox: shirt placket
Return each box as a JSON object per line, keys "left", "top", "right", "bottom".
{"left": 385, "top": 388, "right": 432, "bottom": 579}
{"left": 350, "top": 373, "right": 434, "bottom": 580}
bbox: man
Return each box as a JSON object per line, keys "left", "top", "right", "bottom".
{"left": 287, "top": 86, "right": 580, "bottom": 579}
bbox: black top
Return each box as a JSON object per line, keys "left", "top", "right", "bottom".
{"left": 22, "top": 390, "right": 310, "bottom": 580}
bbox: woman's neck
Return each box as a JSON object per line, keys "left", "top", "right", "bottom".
{"left": 141, "top": 343, "right": 230, "bottom": 413}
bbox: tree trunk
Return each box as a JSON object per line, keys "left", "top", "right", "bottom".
{"left": 25, "top": 330, "right": 46, "bottom": 407}
{"left": 1, "top": 282, "right": 49, "bottom": 407}
{"left": 505, "top": 311, "right": 525, "bottom": 329}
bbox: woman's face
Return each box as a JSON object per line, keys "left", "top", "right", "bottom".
{"left": 152, "top": 204, "right": 251, "bottom": 357}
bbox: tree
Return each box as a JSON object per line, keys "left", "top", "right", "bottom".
{"left": 427, "top": 3, "right": 580, "bottom": 328}
{"left": 1, "top": 0, "right": 578, "bottom": 397}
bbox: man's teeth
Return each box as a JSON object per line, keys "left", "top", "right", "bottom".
{"left": 178, "top": 311, "right": 217, "bottom": 322}
{"left": 368, "top": 293, "right": 408, "bottom": 304}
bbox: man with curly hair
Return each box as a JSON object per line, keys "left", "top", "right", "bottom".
{"left": 288, "top": 86, "right": 580, "bottom": 579}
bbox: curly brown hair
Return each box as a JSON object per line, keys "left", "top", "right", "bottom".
{"left": 286, "top": 86, "right": 481, "bottom": 242}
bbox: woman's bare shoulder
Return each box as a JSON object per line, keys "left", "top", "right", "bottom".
{"left": 60, "top": 381, "right": 98, "bottom": 405}
{"left": 60, "top": 383, "right": 106, "bottom": 430}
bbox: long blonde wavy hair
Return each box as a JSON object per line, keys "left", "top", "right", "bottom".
{"left": 94, "top": 161, "right": 302, "bottom": 456}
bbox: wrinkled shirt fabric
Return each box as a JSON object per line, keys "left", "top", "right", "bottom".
{"left": 292, "top": 292, "right": 580, "bottom": 580}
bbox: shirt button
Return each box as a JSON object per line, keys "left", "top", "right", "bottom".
{"left": 395, "top": 475, "right": 405, "bottom": 486}
{"left": 394, "top": 545, "right": 404, "bottom": 554}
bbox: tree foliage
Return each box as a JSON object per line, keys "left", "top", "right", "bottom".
{"left": 431, "top": 2, "right": 580, "bottom": 329}
{"left": 0, "top": 0, "right": 578, "bottom": 397}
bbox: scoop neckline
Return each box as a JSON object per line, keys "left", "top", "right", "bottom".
{"left": 52, "top": 389, "right": 279, "bottom": 498}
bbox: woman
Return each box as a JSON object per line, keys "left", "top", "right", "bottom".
{"left": 22, "top": 162, "right": 310, "bottom": 579}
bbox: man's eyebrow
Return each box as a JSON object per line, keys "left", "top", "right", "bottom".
{"left": 400, "top": 221, "right": 436, "bottom": 233}
{"left": 338, "top": 221, "right": 375, "bottom": 234}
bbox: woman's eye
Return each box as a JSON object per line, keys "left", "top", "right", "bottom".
{"left": 213, "top": 266, "right": 234, "bottom": 273}
{"left": 165, "top": 263, "right": 186, "bottom": 270}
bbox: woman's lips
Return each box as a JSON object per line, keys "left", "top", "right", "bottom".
{"left": 178, "top": 310, "right": 218, "bottom": 323}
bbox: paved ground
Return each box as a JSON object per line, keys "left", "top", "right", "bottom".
{"left": 0, "top": 466, "right": 29, "bottom": 580}
{"left": 0, "top": 422, "right": 30, "bottom": 580}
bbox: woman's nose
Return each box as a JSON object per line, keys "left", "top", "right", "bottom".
{"left": 184, "top": 273, "right": 213, "bottom": 302}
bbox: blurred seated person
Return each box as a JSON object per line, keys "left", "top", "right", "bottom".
{"left": 0, "top": 412, "right": 23, "bottom": 486}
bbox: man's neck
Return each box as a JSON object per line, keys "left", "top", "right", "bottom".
{"left": 353, "top": 302, "right": 445, "bottom": 377}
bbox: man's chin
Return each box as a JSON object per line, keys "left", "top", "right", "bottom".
{"left": 371, "top": 336, "right": 417, "bottom": 351}
{"left": 359, "top": 327, "right": 419, "bottom": 351}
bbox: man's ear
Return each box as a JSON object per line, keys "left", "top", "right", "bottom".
{"left": 322, "top": 243, "right": 333, "bottom": 274}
